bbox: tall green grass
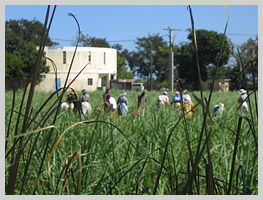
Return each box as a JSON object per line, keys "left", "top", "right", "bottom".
{"left": 5, "top": 5, "right": 257, "bottom": 195}
{"left": 5, "top": 89, "right": 258, "bottom": 194}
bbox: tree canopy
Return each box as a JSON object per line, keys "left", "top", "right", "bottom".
{"left": 126, "top": 34, "right": 169, "bottom": 81}
{"left": 236, "top": 36, "right": 257, "bottom": 76}
{"left": 111, "top": 44, "right": 133, "bottom": 79}
{"left": 74, "top": 31, "right": 110, "bottom": 48}
{"left": 5, "top": 19, "right": 55, "bottom": 84}
{"left": 175, "top": 29, "right": 230, "bottom": 90}
{"left": 5, "top": 18, "right": 57, "bottom": 49}
{"left": 228, "top": 36, "right": 258, "bottom": 89}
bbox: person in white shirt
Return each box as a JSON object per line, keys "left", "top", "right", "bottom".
{"left": 237, "top": 89, "right": 248, "bottom": 112}
{"left": 158, "top": 91, "right": 170, "bottom": 106}
{"left": 182, "top": 90, "right": 194, "bottom": 118}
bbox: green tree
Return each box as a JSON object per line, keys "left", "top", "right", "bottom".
{"left": 175, "top": 29, "right": 230, "bottom": 90}
{"left": 5, "top": 18, "right": 57, "bottom": 50}
{"left": 116, "top": 54, "right": 133, "bottom": 79}
{"left": 111, "top": 44, "right": 133, "bottom": 79}
{"left": 228, "top": 37, "right": 257, "bottom": 89}
{"left": 6, "top": 43, "right": 48, "bottom": 79}
{"left": 239, "top": 37, "right": 258, "bottom": 75}
{"left": 5, "top": 19, "right": 52, "bottom": 84}
{"left": 230, "top": 37, "right": 258, "bottom": 76}
{"left": 74, "top": 31, "right": 110, "bottom": 47}
{"left": 126, "top": 34, "right": 168, "bottom": 80}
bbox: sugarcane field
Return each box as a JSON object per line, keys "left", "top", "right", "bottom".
{"left": 5, "top": 4, "right": 258, "bottom": 195}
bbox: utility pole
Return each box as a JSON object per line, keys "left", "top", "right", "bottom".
{"left": 150, "top": 41, "right": 153, "bottom": 91}
{"left": 164, "top": 27, "right": 180, "bottom": 91}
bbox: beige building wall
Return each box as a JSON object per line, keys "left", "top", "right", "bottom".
{"left": 35, "top": 47, "right": 117, "bottom": 92}
{"left": 201, "top": 79, "right": 230, "bottom": 92}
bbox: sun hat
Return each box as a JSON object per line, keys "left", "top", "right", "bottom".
{"left": 184, "top": 89, "right": 189, "bottom": 94}
{"left": 219, "top": 103, "right": 224, "bottom": 108}
{"left": 163, "top": 91, "right": 167, "bottom": 95}
{"left": 238, "top": 89, "right": 246, "bottom": 94}
{"left": 121, "top": 92, "right": 127, "bottom": 96}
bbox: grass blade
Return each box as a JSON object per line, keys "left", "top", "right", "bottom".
{"left": 227, "top": 116, "right": 243, "bottom": 194}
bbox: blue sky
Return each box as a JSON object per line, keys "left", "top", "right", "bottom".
{"left": 5, "top": 5, "right": 258, "bottom": 52}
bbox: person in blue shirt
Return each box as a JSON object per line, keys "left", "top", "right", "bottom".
{"left": 172, "top": 90, "right": 182, "bottom": 110}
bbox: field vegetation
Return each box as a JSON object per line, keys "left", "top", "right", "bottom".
{"left": 5, "top": 5, "right": 257, "bottom": 195}
{"left": 5, "top": 89, "right": 258, "bottom": 195}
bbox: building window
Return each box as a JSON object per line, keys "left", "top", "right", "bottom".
{"left": 104, "top": 52, "right": 106, "bottom": 65}
{"left": 63, "top": 51, "right": 66, "bottom": 64}
{"left": 88, "top": 51, "right": 91, "bottom": 63}
{"left": 88, "top": 78, "right": 93, "bottom": 86}
{"left": 55, "top": 78, "right": 61, "bottom": 91}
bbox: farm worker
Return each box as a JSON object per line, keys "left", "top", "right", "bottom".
{"left": 182, "top": 90, "right": 194, "bottom": 118}
{"left": 67, "top": 91, "right": 79, "bottom": 110}
{"left": 138, "top": 91, "right": 147, "bottom": 113}
{"left": 158, "top": 91, "right": 170, "bottom": 106}
{"left": 81, "top": 102, "right": 92, "bottom": 116}
{"left": 103, "top": 88, "right": 112, "bottom": 111}
{"left": 109, "top": 96, "right": 118, "bottom": 118}
{"left": 172, "top": 90, "right": 182, "bottom": 110}
{"left": 60, "top": 102, "right": 69, "bottom": 110}
{"left": 109, "top": 97, "right": 117, "bottom": 110}
{"left": 80, "top": 89, "right": 91, "bottom": 116}
{"left": 80, "top": 89, "right": 90, "bottom": 103}
{"left": 214, "top": 103, "right": 224, "bottom": 117}
{"left": 117, "top": 92, "right": 129, "bottom": 116}
{"left": 237, "top": 89, "right": 249, "bottom": 112}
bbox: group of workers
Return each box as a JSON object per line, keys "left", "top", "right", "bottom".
{"left": 103, "top": 88, "right": 129, "bottom": 116}
{"left": 61, "top": 87, "right": 249, "bottom": 118}
{"left": 63, "top": 89, "right": 92, "bottom": 116}
{"left": 157, "top": 89, "right": 196, "bottom": 118}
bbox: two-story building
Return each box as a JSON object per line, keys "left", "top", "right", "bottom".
{"left": 35, "top": 46, "right": 117, "bottom": 92}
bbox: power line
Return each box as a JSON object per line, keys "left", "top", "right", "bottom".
{"left": 108, "top": 39, "right": 136, "bottom": 43}
{"left": 50, "top": 31, "right": 257, "bottom": 44}
{"left": 51, "top": 38, "right": 74, "bottom": 42}
{"left": 226, "top": 33, "right": 257, "bottom": 36}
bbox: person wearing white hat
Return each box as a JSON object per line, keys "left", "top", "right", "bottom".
{"left": 182, "top": 89, "right": 195, "bottom": 118}
{"left": 60, "top": 102, "right": 70, "bottom": 110}
{"left": 238, "top": 89, "right": 248, "bottom": 112}
{"left": 214, "top": 103, "right": 224, "bottom": 117}
{"left": 117, "top": 91, "right": 129, "bottom": 116}
{"left": 182, "top": 90, "right": 192, "bottom": 104}
{"left": 158, "top": 91, "right": 170, "bottom": 106}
